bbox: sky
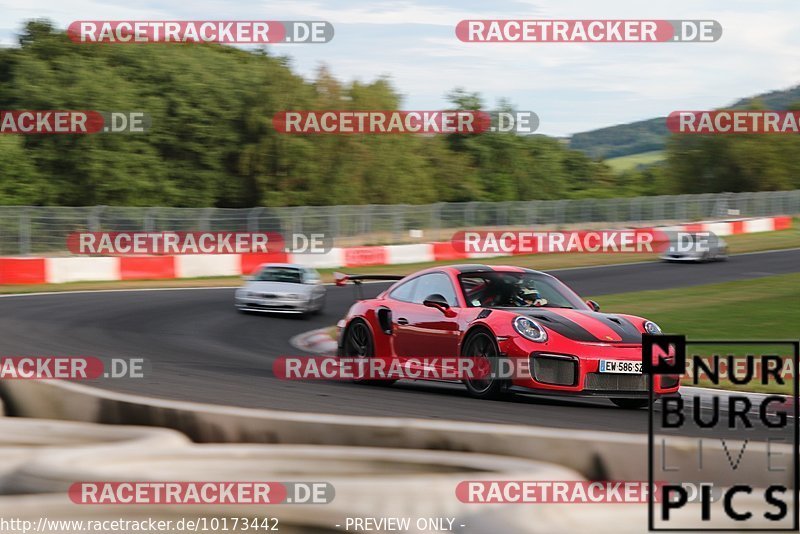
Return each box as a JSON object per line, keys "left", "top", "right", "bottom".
{"left": 1, "top": 0, "right": 798, "bottom": 136}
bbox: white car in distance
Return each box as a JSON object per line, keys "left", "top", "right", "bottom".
{"left": 235, "top": 263, "right": 326, "bottom": 316}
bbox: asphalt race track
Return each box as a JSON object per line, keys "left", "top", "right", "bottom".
{"left": 1, "top": 248, "right": 798, "bottom": 438}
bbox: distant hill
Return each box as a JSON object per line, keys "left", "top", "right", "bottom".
{"left": 568, "top": 118, "right": 666, "bottom": 160}
{"left": 604, "top": 150, "right": 664, "bottom": 172}
{"left": 730, "top": 85, "right": 800, "bottom": 109}
{"left": 569, "top": 85, "right": 800, "bottom": 160}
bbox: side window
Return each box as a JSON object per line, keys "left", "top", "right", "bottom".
{"left": 388, "top": 278, "right": 417, "bottom": 303}
{"left": 412, "top": 273, "right": 458, "bottom": 306}
{"left": 460, "top": 275, "right": 489, "bottom": 307}
{"left": 304, "top": 269, "right": 320, "bottom": 284}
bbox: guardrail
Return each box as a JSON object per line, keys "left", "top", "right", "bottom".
{"left": 1, "top": 190, "right": 798, "bottom": 254}
{"left": 0, "top": 216, "right": 791, "bottom": 284}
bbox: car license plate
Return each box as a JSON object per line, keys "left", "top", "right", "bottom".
{"left": 599, "top": 360, "right": 642, "bottom": 374}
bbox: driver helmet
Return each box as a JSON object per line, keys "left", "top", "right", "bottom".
{"left": 517, "top": 279, "right": 540, "bottom": 302}
{"left": 519, "top": 286, "right": 540, "bottom": 301}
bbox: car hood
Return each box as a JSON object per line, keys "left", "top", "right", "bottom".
{"left": 501, "top": 307, "right": 643, "bottom": 343}
{"left": 243, "top": 281, "right": 312, "bottom": 294}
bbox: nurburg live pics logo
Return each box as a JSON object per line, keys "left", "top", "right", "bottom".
{"left": 643, "top": 334, "right": 799, "bottom": 531}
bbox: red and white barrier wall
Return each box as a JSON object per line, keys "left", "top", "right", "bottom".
{"left": 0, "top": 216, "right": 792, "bottom": 285}
{"left": 666, "top": 215, "right": 792, "bottom": 236}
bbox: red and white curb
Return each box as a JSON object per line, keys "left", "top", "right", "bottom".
{"left": 0, "top": 216, "right": 791, "bottom": 285}
{"left": 290, "top": 328, "right": 339, "bottom": 355}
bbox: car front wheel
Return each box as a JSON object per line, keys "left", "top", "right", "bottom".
{"left": 462, "top": 330, "right": 507, "bottom": 400}
{"left": 342, "top": 319, "right": 395, "bottom": 386}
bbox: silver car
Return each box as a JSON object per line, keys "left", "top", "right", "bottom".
{"left": 235, "top": 263, "right": 326, "bottom": 316}
{"left": 660, "top": 231, "right": 728, "bottom": 263}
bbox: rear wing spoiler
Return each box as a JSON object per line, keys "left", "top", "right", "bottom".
{"left": 333, "top": 272, "right": 406, "bottom": 287}
{"left": 334, "top": 272, "right": 406, "bottom": 300}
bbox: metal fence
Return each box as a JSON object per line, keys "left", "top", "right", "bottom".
{"left": 1, "top": 190, "right": 798, "bottom": 255}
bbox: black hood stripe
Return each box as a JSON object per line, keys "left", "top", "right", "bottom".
{"left": 508, "top": 308, "right": 642, "bottom": 343}
{"left": 578, "top": 311, "right": 642, "bottom": 343}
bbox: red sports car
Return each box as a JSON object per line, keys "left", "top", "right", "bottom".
{"left": 335, "top": 264, "right": 680, "bottom": 409}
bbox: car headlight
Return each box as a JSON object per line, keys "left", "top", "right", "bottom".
{"left": 644, "top": 321, "right": 662, "bottom": 335}
{"left": 513, "top": 316, "right": 548, "bottom": 343}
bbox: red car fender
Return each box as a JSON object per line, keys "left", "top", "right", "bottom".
{"left": 339, "top": 300, "right": 398, "bottom": 357}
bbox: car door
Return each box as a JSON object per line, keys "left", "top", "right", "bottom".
{"left": 303, "top": 268, "right": 325, "bottom": 307}
{"left": 383, "top": 277, "right": 419, "bottom": 359}
{"left": 395, "top": 272, "right": 462, "bottom": 360}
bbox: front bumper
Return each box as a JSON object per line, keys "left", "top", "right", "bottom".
{"left": 235, "top": 296, "right": 311, "bottom": 314}
{"left": 660, "top": 253, "right": 703, "bottom": 262}
{"left": 500, "top": 339, "right": 680, "bottom": 397}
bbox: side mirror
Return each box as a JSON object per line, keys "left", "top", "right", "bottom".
{"left": 423, "top": 294, "right": 451, "bottom": 313}
{"left": 586, "top": 300, "right": 600, "bottom": 312}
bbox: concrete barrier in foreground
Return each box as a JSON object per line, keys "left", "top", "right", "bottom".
{"left": 0, "top": 418, "right": 189, "bottom": 490}
{"left": 1, "top": 379, "right": 792, "bottom": 490}
{"left": 1, "top": 441, "right": 793, "bottom": 533}
{"left": 1, "top": 443, "right": 581, "bottom": 533}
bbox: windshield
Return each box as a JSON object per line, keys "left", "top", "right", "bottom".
{"left": 255, "top": 267, "right": 302, "bottom": 284}
{"left": 458, "top": 272, "right": 588, "bottom": 309}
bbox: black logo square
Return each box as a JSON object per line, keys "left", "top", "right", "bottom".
{"left": 642, "top": 333, "right": 686, "bottom": 375}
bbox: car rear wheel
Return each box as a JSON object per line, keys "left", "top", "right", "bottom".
{"left": 611, "top": 398, "right": 651, "bottom": 409}
{"left": 342, "top": 319, "right": 395, "bottom": 386}
{"left": 462, "top": 330, "right": 507, "bottom": 400}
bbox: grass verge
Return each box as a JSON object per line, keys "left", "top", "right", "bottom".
{"left": 593, "top": 273, "right": 799, "bottom": 393}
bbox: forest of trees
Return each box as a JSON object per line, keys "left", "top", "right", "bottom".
{"left": 0, "top": 20, "right": 798, "bottom": 208}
